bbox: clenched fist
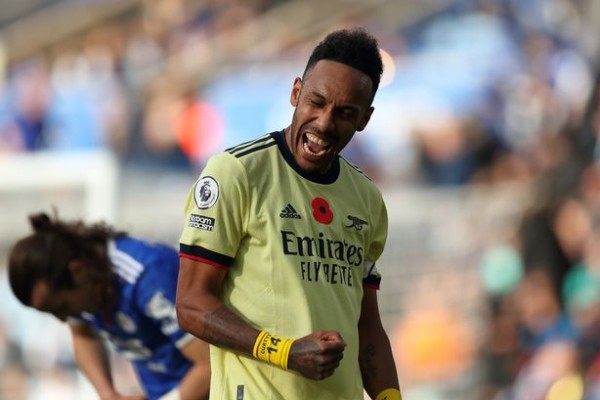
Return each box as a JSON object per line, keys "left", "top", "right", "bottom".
{"left": 288, "top": 331, "right": 347, "bottom": 380}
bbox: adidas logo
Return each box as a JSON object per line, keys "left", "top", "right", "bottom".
{"left": 280, "top": 203, "right": 302, "bottom": 219}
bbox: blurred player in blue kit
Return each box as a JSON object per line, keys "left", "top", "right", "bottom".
{"left": 7, "top": 212, "right": 210, "bottom": 400}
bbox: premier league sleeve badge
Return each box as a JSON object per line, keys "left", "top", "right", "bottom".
{"left": 193, "top": 176, "right": 220, "bottom": 210}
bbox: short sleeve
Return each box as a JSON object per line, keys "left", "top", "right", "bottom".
{"left": 362, "top": 195, "right": 388, "bottom": 289}
{"left": 179, "top": 152, "right": 249, "bottom": 268}
{"left": 136, "top": 249, "right": 191, "bottom": 344}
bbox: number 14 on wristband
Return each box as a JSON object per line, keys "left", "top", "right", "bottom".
{"left": 253, "top": 331, "right": 295, "bottom": 369}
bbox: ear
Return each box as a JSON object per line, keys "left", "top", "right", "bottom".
{"left": 357, "top": 106, "right": 374, "bottom": 132}
{"left": 290, "top": 77, "right": 302, "bottom": 107}
{"left": 68, "top": 260, "right": 87, "bottom": 284}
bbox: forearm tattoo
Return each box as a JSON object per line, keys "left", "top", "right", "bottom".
{"left": 359, "top": 343, "right": 378, "bottom": 390}
{"left": 204, "top": 305, "right": 256, "bottom": 353}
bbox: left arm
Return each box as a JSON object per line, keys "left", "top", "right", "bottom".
{"left": 175, "top": 337, "right": 211, "bottom": 400}
{"left": 358, "top": 287, "right": 401, "bottom": 399}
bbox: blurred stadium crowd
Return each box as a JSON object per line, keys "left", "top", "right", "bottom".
{"left": 2, "top": 0, "right": 600, "bottom": 399}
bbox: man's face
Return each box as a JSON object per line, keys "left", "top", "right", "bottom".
{"left": 286, "top": 60, "right": 374, "bottom": 174}
{"left": 30, "top": 265, "right": 103, "bottom": 321}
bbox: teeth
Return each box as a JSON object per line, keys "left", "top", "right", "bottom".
{"left": 306, "top": 133, "right": 330, "bottom": 147}
{"left": 303, "top": 142, "right": 326, "bottom": 156}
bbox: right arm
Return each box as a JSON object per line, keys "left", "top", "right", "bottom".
{"left": 176, "top": 257, "right": 346, "bottom": 380}
{"left": 176, "top": 257, "right": 263, "bottom": 354}
{"left": 69, "top": 323, "right": 145, "bottom": 400}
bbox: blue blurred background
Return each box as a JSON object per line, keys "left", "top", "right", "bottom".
{"left": 2, "top": 0, "right": 600, "bottom": 399}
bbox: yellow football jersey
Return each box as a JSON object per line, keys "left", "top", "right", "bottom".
{"left": 180, "top": 131, "right": 388, "bottom": 400}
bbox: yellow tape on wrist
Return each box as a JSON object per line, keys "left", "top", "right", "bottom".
{"left": 375, "top": 388, "right": 402, "bottom": 400}
{"left": 252, "top": 330, "right": 295, "bottom": 369}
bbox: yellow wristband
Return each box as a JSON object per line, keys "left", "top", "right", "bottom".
{"left": 375, "top": 388, "right": 402, "bottom": 400}
{"left": 252, "top": 330, "right": 295, "bottom": 369}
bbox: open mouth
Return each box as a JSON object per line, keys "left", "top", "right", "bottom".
{"left": 303, "top": 132, "right": 331, "bottom": 157}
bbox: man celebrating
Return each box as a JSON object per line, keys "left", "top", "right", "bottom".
{"left": 177, "top": 27, "right": 401, "bottom": 400}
